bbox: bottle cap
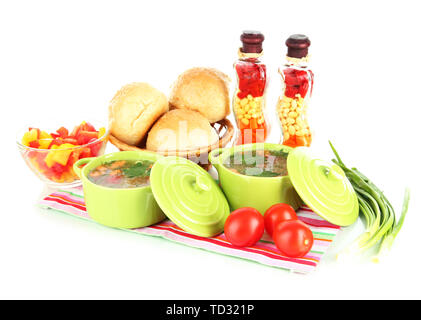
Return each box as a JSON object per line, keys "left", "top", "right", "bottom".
{"left": 240, "top": 30, "right": 264, "bottom": 54}
{"left": 286, "top": 34, "right": 311, "bottom": 58}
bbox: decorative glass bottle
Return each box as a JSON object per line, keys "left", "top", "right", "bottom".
{"left": 233, "top": 31, "right": 269, "bottom": 145}
{"left": 277, "top": 34, "right": 314, "bottom": 147}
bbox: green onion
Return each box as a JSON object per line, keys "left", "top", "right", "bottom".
{"left": 372, "top": 188, "right": 410, "bottom": 263}
{"left": 329, "top": 141, "right": 410, "bottom": 260}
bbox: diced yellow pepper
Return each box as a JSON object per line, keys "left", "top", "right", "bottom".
{"left": 61, "top": 171, "right": 75, "bottom": 183}
{"left": 53, "top": 143, "right": 75, "bottom": 166}
{"left": 38, "top": 139, "right": 53, "bottom": 149}
{"left": 45, "top": 145, "right": 59, "bottom": 167}
{"left": 21, "top": 129, "right": 38, "bottom": 146}
{"left": 45, "top": 143, "right": 75, "bottom": 167}
{"left": 39, "top": 131, "right": 52, "bottom": 140}
{"left": 98, "top": 127, "right": 106, "bottom": 138}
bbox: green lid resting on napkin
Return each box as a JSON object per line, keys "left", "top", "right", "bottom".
{"left": 150, "top": 156, "right": 230, "bottom": 237}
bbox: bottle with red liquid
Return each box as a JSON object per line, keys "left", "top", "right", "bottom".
{"left": 233, "top": 31, "right": 269, "bottom": 145}
{"left": 277, "top": 34, "right": 314, "bottom": 147}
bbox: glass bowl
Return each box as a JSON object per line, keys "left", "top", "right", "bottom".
{"left": 17, "top": 122, "right": 108, "bottom": 189}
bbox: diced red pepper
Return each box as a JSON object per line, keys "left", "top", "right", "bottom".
{"left": 50, "top": 133, "right": 60, "bottom": 139}
{"left": 28, "top": 150, "right": 41, "bottom": 159}
{"left": 79, "top": 147, "right": 92, "bottom": 159}
{"left": 80, "top": 121, "right": 96, "bottom": 132}
{"left": 67, "top": 149, "right": 82, "bottom": 166}
{"left": 62, "top": 137, "right": 78, "bottom": 145}
{"left": 28, "top": 128, "right": 41, "bottom": 139}
{"left": 29, "top": 140, "right": 40, "bottom": 148}
{"left": 51, "top": 162, "right": 66, "bottom": 174}
{"left": 77, "top": 131, "right": 98, "bottom": 145}
{"left": 50, "top": 138, "right": 63, "bottom": 147}
{"left": 56, "top": 127, "right": 69, "bottom": 139}
{"left": 70, "top": 124, "right": 82, "bottom": 138}
{"left": 34, "top": 152, "right": 51, "bottom": 174}
{"left": 88, "top": 138, "right": 102, "bottom": 156}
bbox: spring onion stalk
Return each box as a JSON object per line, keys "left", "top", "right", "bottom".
{"left": 329, "top": 141, "right": 410, "bottom": 260}
{"left": 372, "top": 188, "right": 410, "bottom": 263}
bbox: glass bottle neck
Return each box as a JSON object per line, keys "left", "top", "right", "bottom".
{"left": 239, "top": 57, "right": 263, "bottom": 63}
{"left": 284, "top": 55, "right": 310, "bottom": 68}
{"left": 238, "top": 49, "right": 264, "bottom": 63}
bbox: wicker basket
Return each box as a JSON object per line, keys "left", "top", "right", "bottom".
{"left": 108, "top": 118, "right": 234, "bottom": 170}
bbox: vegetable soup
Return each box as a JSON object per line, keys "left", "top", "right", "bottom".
{"left": 88, "top": 159, "right": 154, "bottom": 188}
{"left": 223, "top": 149, "right": 289, "bottom": 177}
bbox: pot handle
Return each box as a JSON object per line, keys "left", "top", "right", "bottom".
{"left": 208, "top": 148, "right": 224, "bottom": 170}
{"left": 73, "top": 157, "right": 95, "bottom": 178}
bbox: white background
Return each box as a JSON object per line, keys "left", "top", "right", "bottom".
{"left": 1, "top": 0, "right": 420, "bottom": 299}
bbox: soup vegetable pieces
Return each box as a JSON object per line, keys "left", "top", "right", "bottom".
{"left": 88, "top": 160, "right": 154, "bottom": 189}
{"left": 329, "top": 141, "right": 410, "bottom": 262}
{"left": 224, "top": 149, "right": 289, "bottom": 177}
{"left": 21, "top": 122, "right": 107, "bottom": 183}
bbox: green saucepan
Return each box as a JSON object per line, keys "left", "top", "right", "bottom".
{"left": 209, "top": 143, "right": 303, "bottom": 214}
{"left": 73, "top": 151, "right": 166, "bottom": 229}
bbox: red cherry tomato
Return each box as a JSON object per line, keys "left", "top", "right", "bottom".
{"left": 264, "top": 203, "right": 298, "bottom": 236}
{"left": 273, "top": 220, "right": 313, "bottom": 258}
{"left": 224, "top": 207, "right": 264, "bottom": 247}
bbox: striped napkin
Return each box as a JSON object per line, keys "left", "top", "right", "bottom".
{"left": 39, "top": 187, "right": 340, "bottom": 274}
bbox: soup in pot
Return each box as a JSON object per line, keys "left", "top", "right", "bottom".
{"left": 223, "top": 149, "right": 289, "bottom": 177}
{"left": 88, "top": 159, "right": 154, "bottom": 188}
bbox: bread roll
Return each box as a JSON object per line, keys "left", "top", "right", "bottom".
{"left": 146, "top": 109, "right": 219, "bottom": 152}
{"left": 109, "top": 82, "right": 169, "bottom": 146}
{"left": 169, "top": 67, "right": 230, "bottom": 123}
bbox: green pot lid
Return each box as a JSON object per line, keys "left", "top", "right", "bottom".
{"left": 287, "top": 147, "right": 358, "bottom": 226}
{"left": 150, "top": 156, "right": 230, "bottom": 237}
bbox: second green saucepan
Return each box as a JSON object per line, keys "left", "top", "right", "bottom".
{"left": 209, "top": 143, "right": 303, "bottom": 214}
